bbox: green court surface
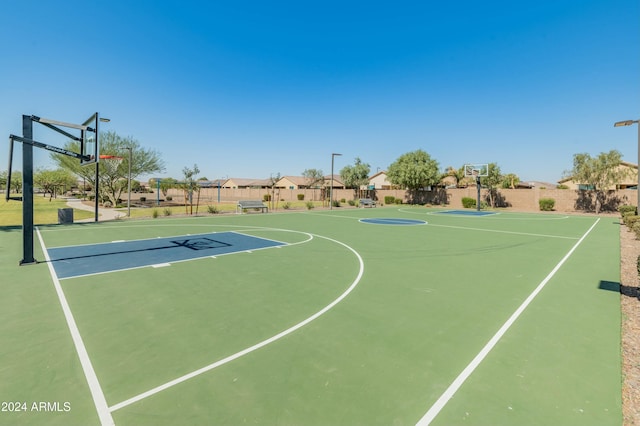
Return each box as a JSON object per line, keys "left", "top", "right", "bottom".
{"left": 0, "top": 207, "right": 622, "bottom": 425}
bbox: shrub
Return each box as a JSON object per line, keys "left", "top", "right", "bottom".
{"left": 332, "top": 200, "right": 341, "bottom": 207}
{"left": 624, "top": 215, "right": 640, "bottom": 229}
{"left": 340, "top": 198, "right": 346, "bottom": 203}
{"left": 462, "top": 197, "right": 476, "bottom": 208}
{"left": 306, "top": 201, "right": 315, "bottom": 210}
{"left": 263, "top": 194, "right": 271, "bottom": 202}
{"left": 152, "top": 209, "right": 159, "bottom": 218}
{"left": 633, "top": 221, "right": 640, "bottom": 240}
{"left": 166, "top": 196, "right": 173, "bottom": 201}
{"left": 297, "top": 194, "right": 304, "bottom": 201}
{"left": 348, "top": 200, "right": 356, "bottom": 206}
{"left": 637, "top": 254, "right": 640, "bottom": 276}
{"left": 207, "top": 205, "right": 219, "bottom": 214}
{"left": 539, "top": 198, "right": 555, "bottom": 211}
{"left": 103, "top": 200, "right": 113, "bottom": 208}
{"left": 140, "top": 196, "right": 146, "bottom": 202}
{"left": 395, "top": 198, "right": 403, "bottom": 204}
{"left": 619, "top": 205, "right": 637, "bottom": 216}
{"left": 384, "top": 196, "right": 395, "bottom": 204}
{"left": 556, "top": 184, "right": 569, "bottom": 189}
{"left": 282, "top": 202, "right": 291, "bottom": 210}
{"left": 163, "top": 208, "right": 172, "bottom": 216}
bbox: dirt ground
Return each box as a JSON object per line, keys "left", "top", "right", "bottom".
{"left": 620, "top": 221, "right": 640, "bottom": 425}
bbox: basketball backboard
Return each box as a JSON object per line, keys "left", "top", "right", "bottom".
{"left": 80, "top": 112, "right": 99, "bottom": 165}
{"left": 464, "top": 164, "right": 489, "bottom": 177}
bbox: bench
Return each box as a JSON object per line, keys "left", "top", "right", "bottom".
{"left": 359, "top": 198, "right": 376, "bottom": 208}
{"left": 237, "top": 200, "right": 269, "bottom": 214}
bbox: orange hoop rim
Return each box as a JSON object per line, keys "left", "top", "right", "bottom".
{"left": 99, "top": 155, "right": 124, "bottom": 160}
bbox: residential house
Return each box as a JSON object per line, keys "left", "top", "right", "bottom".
{"left": 368, "top": 171, "right": 394, "bottom": 189}
{"left": 557, "top": 161, "right": 638, "bottom": 190}
{"left": 275, "top": 176, "right": 322, "bottom": 189}
{"left": 324, "top": 175, "right": 345, "bottom": 189}
{"left": 224, "top": 178, "right": 272, "bottom": 189}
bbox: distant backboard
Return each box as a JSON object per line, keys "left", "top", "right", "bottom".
{"left": 80, "top": 112, "right": 99, "bottom": 166}
{"left": 464, "top": 164, "right": 489, "bottom": 177}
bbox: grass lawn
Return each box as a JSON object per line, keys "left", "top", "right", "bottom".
{"left": 0, "top": 196, "right": 94, "bottom": 226}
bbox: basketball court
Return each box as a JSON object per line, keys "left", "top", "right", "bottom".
{"left": 0, "top": 206, "right": 622, "bottom": 425}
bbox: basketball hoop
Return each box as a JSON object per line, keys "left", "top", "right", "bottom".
{"left": 99, "top": 155, "right": 124, "bottom": 174}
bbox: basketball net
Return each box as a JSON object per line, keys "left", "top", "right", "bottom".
{"left": 99, "top": 155, "right": 124, "bottom": 174}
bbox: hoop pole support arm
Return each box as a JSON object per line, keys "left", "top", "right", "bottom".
{"left": 30, "top": 115, "right": 91, "bottom": 131}
{"left": 10, "top": 135, "right": 90, "bottom": 161}
{"left": 36, "top": 120, "right": 82, "bottom": 141}
{"left": 6, "top": 136, "right": 14, "bottom": 201}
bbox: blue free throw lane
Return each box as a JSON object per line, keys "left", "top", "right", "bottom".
{"left": 47, "top": 232, "right": 286, "bottom": 279}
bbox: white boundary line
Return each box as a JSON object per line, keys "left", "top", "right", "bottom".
{"left": 427, "top": 223, "right": 578, "bottom": 240}
{"left": 399, "top": 208, "right": 571, "bottom": 221}
{"left": 36, "top": 228, "right": 114, "bottom": 426}
{"left": 415, "top": 218, "right": 600, "bottom": 425}
{"left": 358, "top": 218, "right": 427, "bottom": 226}
{"left": 109, "top": 231, "right": 364, "bottom": 413}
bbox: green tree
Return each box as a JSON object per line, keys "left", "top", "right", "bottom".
{"left": 302, "top": 168, "right": 324, "bottom": 201}
{"left": 387, "top": 150, "right": 440, "bottom": 202}
{"left": 568, "top": 149, "right": 630, "bottom": 214}
{"left": 340, "top": 157, "right": 371, "bottom": 199}
{"left": 181, "top": 164, "right": 200, "bottom": 215}
{"left": 130, "top": 179, "right": 142, "bottom": 192}
{"left": 443, "top": 165, "right": 466, "bottom": 187}
{"left": 480, "top": 163, "right": 502, "bottom": 208}
{"left": 34, "top": 168, "right": 76, "bottom": 200}
{"left": 0, "top": 170, "right": 7, "bottom": 191}
{"left": 8, "top": 171, "right": 22, "bottom": 193}
{"left": 51, "top": 131, "right": 164, "bottom": 206}
{"left": 149, "top": 177, "right": 177, "bottom": 197}
{"left": 501, "top": 173, "right": 520, "bottom": 189}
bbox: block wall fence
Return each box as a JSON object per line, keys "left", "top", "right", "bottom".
{"left": 164, "top": 186, "right": 637, "bottom": 213}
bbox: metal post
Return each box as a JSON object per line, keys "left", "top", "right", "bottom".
{"left": 330, "top": 153, "right": 341, "bottom": 209}
{"left": 21, "top": 115, "right": 35, "bottom": 265}
{"left": 6, "top": 136, "right": 15, "bottom": 201}
{"left": 476, "top": 176, "right": 481, "bottom": 211}
{"left": 94, "top": 116, "right": 100, "bottom": 222}
{"left": 614, "top": 119, "right": 640, "bottom": 213}
{"left": 126, "top": 147, "right": 132, "bottom": 217}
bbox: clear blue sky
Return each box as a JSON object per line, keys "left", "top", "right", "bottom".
{"left": 1, "top": 0, "right": 638, "bottom": 184}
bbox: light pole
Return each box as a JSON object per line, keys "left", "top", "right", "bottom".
{"left": 125, "top": 147, "right": 132, "bottom": 217}
{"left": 614, "top": 119, "right": 640, "bottom": 213}
{"left": 330, "top": 153, "right": 342, "bottom": 209}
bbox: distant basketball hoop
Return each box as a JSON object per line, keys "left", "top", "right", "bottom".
{"left": 464, "top": 163, "right": 489, "bottom": 212}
